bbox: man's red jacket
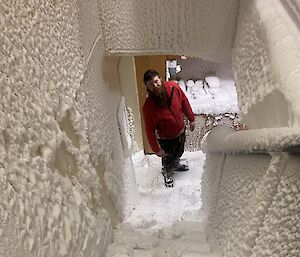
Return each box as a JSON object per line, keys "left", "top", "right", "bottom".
{"left": 143, "top": 81, "right": 195, "bottom": 153}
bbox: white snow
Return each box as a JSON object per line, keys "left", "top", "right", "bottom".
{"left": 105, "top": 151, "right": 223, "bottom": 257}
{"left": 105, "top": 221, "right": 221, "bottom": 257}
{"left": 125, "top": 151, "right": 206, "bottom": 229}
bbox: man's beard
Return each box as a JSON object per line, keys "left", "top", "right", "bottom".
{"left": 149, "top": 83, "right": 168, "bottom": 107}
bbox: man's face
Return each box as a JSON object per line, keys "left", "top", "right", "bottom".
{"left": 146, "top": 76, "right": 162, "bottom": 95}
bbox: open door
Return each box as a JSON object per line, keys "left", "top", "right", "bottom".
{"left": 134, "top": 55, "right": 178, "bottom": 154}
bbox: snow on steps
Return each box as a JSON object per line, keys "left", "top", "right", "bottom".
{"left": 105, "top": 221, "right": 220, "bottom": 257}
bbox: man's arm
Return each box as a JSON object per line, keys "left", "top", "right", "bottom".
{"left": 143, "top": 109, "right": 161, "bottom": 154}
{"left": 175, "top": 84, "right": 196, "bottom": 131}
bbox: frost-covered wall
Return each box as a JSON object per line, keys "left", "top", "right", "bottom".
{"left": 0, "top": 0, "right": 139, "bottom": 256}
{"left": 233, "top": 0, "right": 300, "bottom": 128}
{"left": 204, "top": 3, "right": 300, "bottom": 253}
{"left": 202, "top": 127, "right": 300, "bottom": 257}
{"left": 99, "top": 0, "right": 239, "bottom": 63}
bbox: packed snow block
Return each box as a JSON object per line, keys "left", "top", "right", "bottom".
{"left": 178, "top": 80, "right": 187, "bottom": 92}
{"left": 186, "top": 80, "right": 195, "bottom": 89}
{"left": 209, "top": 154, "right": 271, "bottom": 257}
{"left": 194, "top": 80, "right": 207, "bottom": 97}
{"left": 194, "top": 80, "right": 203, "bottom": 89}
{"left": 250, "top": 155, "right": 300, "bottom": 257}
{"left": 205, "top": 76, "right": 221, "bottom": 89}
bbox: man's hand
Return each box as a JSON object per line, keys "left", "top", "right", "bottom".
{"left": 190, "top": 121, "right": 196, "bottom": 131}
{"left": 155, "top": 149, "right": 165, "bottom": 157}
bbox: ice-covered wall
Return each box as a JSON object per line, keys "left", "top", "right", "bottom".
{"left": 251, "top": 155, "right": 300, "bottom": 257}
{"left": 233, "top": 0, "right": 300, "bottom": 128}
{"left": 202, "top": 127, "right": 300, "bottom": 257}
{"left": 0, "top": 0, "right": 139, "bottom": 256}
{"left": 0, "top": 1, "right": 111, "bottom": 256}
{"left": 204, "top": 4, "right": 300, "bottom": 253}
{"left": 99, "top": 0, "right": 239, "bottom": 63}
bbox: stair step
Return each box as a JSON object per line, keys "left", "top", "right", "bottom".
{"left": 157, "top": 239, "right": 210, "bottom": 254}
{"left": 182, "top": 251, "right": 212, "bottom": 257}
{"left": 133, "top": 249, "right": 153, "bottom": 257}
{"left": 105, "top": 222, "right": 216, "bottom": 257}
{"left": 105, "top": 243, "right": 132, "bottom": 257}
{"left": 110, "top": 254, "right": 130, "bottom": 257}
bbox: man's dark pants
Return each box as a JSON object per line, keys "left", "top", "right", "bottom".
{"left": 158, "top": 131, "right": 186, "bottom": 178}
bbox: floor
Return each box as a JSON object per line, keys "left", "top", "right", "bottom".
{"left": 105, "top": 151, "right": 221, "bottom": 257}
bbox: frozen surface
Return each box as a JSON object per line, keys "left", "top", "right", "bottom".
{"left": 233, "top": 0, "right": 300, "bottom": 126}
{"left": 0, "top": 0, "right": 113, "bottom": 256}
{"left": 105, "top": 221, "right": 221, "bottom": 257}
{"left": 105, "top": 151, "right": 223, "bottom": 256}
{"left": 0, "top": 0, "right": 136, "bottom": 256}
{"left": 99, "top": 0, "right": 239, "bottom": 62}
{"left": 2, "top": 0, "right": 300, "bottom": 256}
{"left": 203, "top": 150, "right": 300, "bottom": 257}
{"left": 204, "top": 126, "right": 300, "bottom": 154}
{"left": 125, "top": 151, "right": 206, "bottom": 229}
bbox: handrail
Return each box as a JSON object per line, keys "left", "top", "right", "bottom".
{"left": 279, "top": 0, "right": 300, "bottom": 32}
{"left": 203, "top": 126, "right": 300, "bottom": 154}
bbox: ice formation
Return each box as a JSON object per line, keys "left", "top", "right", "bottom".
{"left": 1, "top": 0, "right": 300, "bottom": 256}
{"left": 99, "top": 0, "right": 239, "bottom": 62}
{"left": 0, "top": 0, "right": 138, "bottom": 256}
{"left": 200, "top": 1, "right": 300, "bottom": 256}
{"left": 233, "top": 0, "right": 300, "bottom": 127}
{"left": 202, "top": 126, "right": 300, "bottom": 257}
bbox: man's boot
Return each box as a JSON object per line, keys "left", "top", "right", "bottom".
{"left": 162, "top": 173, "right": 174, "bottom": 188}
{"left": 173, "top": 159, "right": 189, "bottom": 172}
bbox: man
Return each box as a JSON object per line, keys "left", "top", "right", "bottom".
{"left": 142, "top": 69, "right": 195, "bottom": 187}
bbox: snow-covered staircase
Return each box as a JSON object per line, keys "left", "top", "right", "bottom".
{"left": 105, "top": 221, "right": 219, "bottom": 257}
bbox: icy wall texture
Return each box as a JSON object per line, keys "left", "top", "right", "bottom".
{"left": 202, "top": 126, "right": 300, "bottom": 257}
{"left": 206, "top": 3, "right": 300, "bottom": 253}
{"left": 99, "top": 0, "right": 239, "bottom": 63}
{"left": 77, "top": 0, "right": 140, "bottom": 221}
{"left": 0, "top": 0, "right": 133, "bottom": 256}
{"left": 251, "top": 155, "right": 300, "bottom": 257}
{"left": 75, "top": 52, "right": 140, "bottom": 221}
{"left": 233, "top": 0, "right": 300, "bottom": 128}
{"left": 201, "top": 152, "right": 225, "bottom": 247}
